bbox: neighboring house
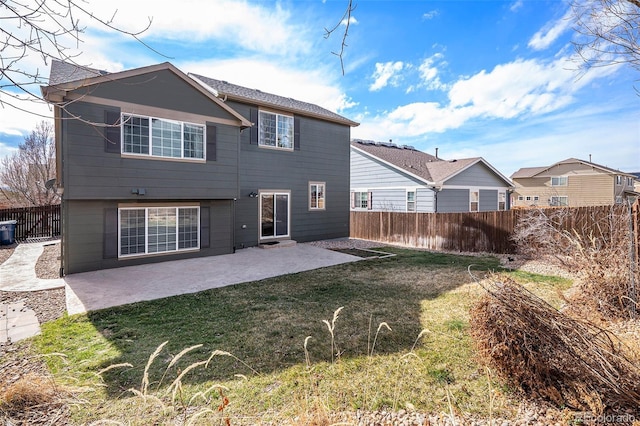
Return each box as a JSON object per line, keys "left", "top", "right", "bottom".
{"left": 42, "top": 61, "right": 358, "bottom": 274}
{"left": 350, "top": 140, "right": 513, "bottom": 213}
{"left": 511, "top": 158, "right": 639, "bottom": 208}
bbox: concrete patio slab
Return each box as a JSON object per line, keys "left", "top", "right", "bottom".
{"left": 64, "top": 243, "right": 361, "bottom": 315}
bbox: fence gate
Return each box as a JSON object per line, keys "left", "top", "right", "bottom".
{"left": 0, "top": 204, "right": 61, "bottom": 242}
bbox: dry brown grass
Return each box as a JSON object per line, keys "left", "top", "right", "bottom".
{"left": 0, "top": 372, "right": 69, "bottom": 424}
{"left": 470, "top": 277, "right": 640, "bottom": 415}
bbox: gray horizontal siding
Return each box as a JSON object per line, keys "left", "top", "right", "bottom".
{"left": 437, "top": 189, "right": 469, "bottom": 213}
{"left": 351, "top": 149, "right": 425, "bottom": 188}
{"left": 63, "top": 199, "right": 233, "bottom": 274}
{"left": 79, "top": 69, "right": 238, "bottom": 121}
{"left": 416, "top": 188, "right": 436, "bottom": 212}
{"left": 229, "top": 101, "right": 351, "bottom": 248}
{"left": 479, "top": 189, "right": 498, "bottom": 211}
{"left": 445, "top": 162, "right": 509, "bottom": 187}
{"left": 62, "top": 101, "right": 239, "bottom": 200}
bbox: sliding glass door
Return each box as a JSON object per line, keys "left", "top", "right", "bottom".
{"left": 260, "top": 192, "right": 289, "bottom": 239}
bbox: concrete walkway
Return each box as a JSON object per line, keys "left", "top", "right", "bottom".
{"left": 0, "top": 241, "right": 65, "bottom": 291}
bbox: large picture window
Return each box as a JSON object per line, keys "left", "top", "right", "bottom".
{"left": 122, "top": 114, "right": 204, "bottom": 160}
{"left": 259, "top": 111, "right": 294, "bottom": 149}
{"left": 119, "top": 206, "right": 199, "bottom": 257}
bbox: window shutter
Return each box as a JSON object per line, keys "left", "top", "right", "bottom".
{"left": 294, "top": 116, "right": 301, "bottom": 151}
{"left": 368, "top": 192, "right": 373, "bottom": 210}
{"left": 104, "top": 110, "right": 121, "bottom": 153}
{"left": 206, "top": 124, "right": 217, "bottom": 161}
{"left": 249, "top": 108, "right": 258, "bottom": 145}
{"left": 351, "top": 192, "right": 355, "bottom": 209}
{"left": 200, "top": 206, "right": 210, "bottom": 248}
{"left": 103, "top": 208, "right": 118, "bottom": 259}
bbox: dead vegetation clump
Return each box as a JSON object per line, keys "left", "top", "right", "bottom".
{"left": 511, "top": 205, "right": 638, "bottom": 320}
{"left": 0, "top": 372, "right": 70, "bottom": 425}
{"left": 470, "top": 277, "right": 640, "bottom": 415}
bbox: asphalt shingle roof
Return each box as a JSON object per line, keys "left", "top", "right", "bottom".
{"left": 190, "top": 73, "right": 358, "bottom": 127}
{"left": 351, "top": 139, "right": 482, "bottom": 184}
{"left": 511, "top": 158, "right": 635, "bottom": 179}
{"left": 48, "top": 60, "right": 106, "bottom": 86}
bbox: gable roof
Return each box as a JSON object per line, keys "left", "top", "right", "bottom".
{"left": 42, "top": 61, "right": 252, "bottom": 128}
{"left": 351, "top": 139, "right": 513, "bottom": 187}
{"left": 511, "top": 157, "right": 635, "bottom": 179}
{"left": 189, "top": 73, "right": 359, "bottom": 127}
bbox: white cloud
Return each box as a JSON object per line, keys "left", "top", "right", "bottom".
{"left": 84, "top": 0, "right": 311, "bottom": 56}
{"left": 369, "top": 61, "right": 405, "bottom": 91}
{"left": 510, "top": 0, "right": 524, "bottom": 12}
{"left": 528, "top": 9, "right": 573, "bottom": 50}
{"left": 342, "top": 16, "right": 359, "bottom": 26}
{"left": 422, "top": 10, "right": 439, "bottom": 20}
{"left": 418, "top": 54, "right": 447, "bottom": 91}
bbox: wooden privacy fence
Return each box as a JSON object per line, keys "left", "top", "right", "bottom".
{"left": 0, "top": 204, "right": 61, "bottom": 242}
{"left": 350, "top": 204, "right": 635, "bottom": 255}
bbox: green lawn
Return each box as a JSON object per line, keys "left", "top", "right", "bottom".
{"left": 31, "top": 247, "right": 572, "bottom": 425}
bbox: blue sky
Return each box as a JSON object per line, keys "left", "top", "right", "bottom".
{"left": 1, "top": 0, "right": 638, "bottom": 176}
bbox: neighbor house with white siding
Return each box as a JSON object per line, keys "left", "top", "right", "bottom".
{"left": 350, "top": 140, "right": 513, "bottom": 213}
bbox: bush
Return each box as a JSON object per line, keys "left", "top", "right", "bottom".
{"left": 470, "top": 277, "right": 640, "bottom": 415}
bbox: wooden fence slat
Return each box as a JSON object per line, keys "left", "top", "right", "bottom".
{"left": 350, "top": 204, "right": 633, "bottom": 256}
{"left": 0, "top": 204, "right": 61, "bottom": 241}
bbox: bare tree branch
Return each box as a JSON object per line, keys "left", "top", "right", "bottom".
{"left": 0, "top": 0, "right": 163, "bottom": 120}
{"left": 0, "top": 120, "right": 58, "bottom": 206}
{"left": 324, "top": 0, "right": 356, "bottom": 75}
{"left": 571, "top": 0, "right": 640, "bottom": 74}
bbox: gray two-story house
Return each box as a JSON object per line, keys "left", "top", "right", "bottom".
{"left": 43, "top": 61, "right": 358, "bottom": 274}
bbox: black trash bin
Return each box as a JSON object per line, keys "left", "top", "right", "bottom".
{"left": 0, "top": 220, "right": 17, "bottom": 245}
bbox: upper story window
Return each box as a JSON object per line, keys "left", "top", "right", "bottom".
{"left": 627, "top": 177, "right": 634, "bottom": 186}
{"left": 551, "top": 176, "right": 568, "bottom": 186}
{"left": 122, "top": 114, "right": 204, "bottom": 160}
{"left": 616, "top": 175, "right": 623, "bottom": 185}
{"left": 259, "top": 111, "right": 294, "bottom": 150}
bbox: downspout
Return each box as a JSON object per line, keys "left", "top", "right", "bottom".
{"left": 431, "top": 185, "right": 442, "bottom": 212}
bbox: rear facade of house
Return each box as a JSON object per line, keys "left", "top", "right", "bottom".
{"left": 511, "top": 159, "right": 638, "bottom": 208}
{"left": 45, "top": 62, "right": 357, "bottom": 274}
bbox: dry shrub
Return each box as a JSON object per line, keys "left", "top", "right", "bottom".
{"left": 512, "top": 205, "right": 638, "bottom": 320}
{"left": 0, "top": 373, "right": 61, "bottom": 415}
{"left": 470, "top": 277, "right": 640, "bottom": 415}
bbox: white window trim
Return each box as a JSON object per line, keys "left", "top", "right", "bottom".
{"left": 118, "top": 205, "right": 200, "bottom": 258}
{"left": 258, "top": 110, "right": 294, "bottom": 151}
{"left": 259, "top": 190, "right": 291, "bottom": 240}
{"left": 498, "top": 191, "right": 506, "bottom": 211}
{"left": 406, "top": 189, "right": 417, "bottom": 212}
{"left": 309, "top": 182, "right": 326, "bottom": 211}
{"left": 352, "top": 191, "right": 371, "bottom": 210}
{"left": 469, "top": 189, "right": 479, "bottom": 212}
{"left": 121, "top": 113, "right": 206, "bottom": 161}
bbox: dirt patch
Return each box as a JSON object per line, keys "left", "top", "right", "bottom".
{"left": 35, "top": 242, "right": 61, "bottom": 279}
{"left": 0, "top": 243, "right": 16, "bottom": 264}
